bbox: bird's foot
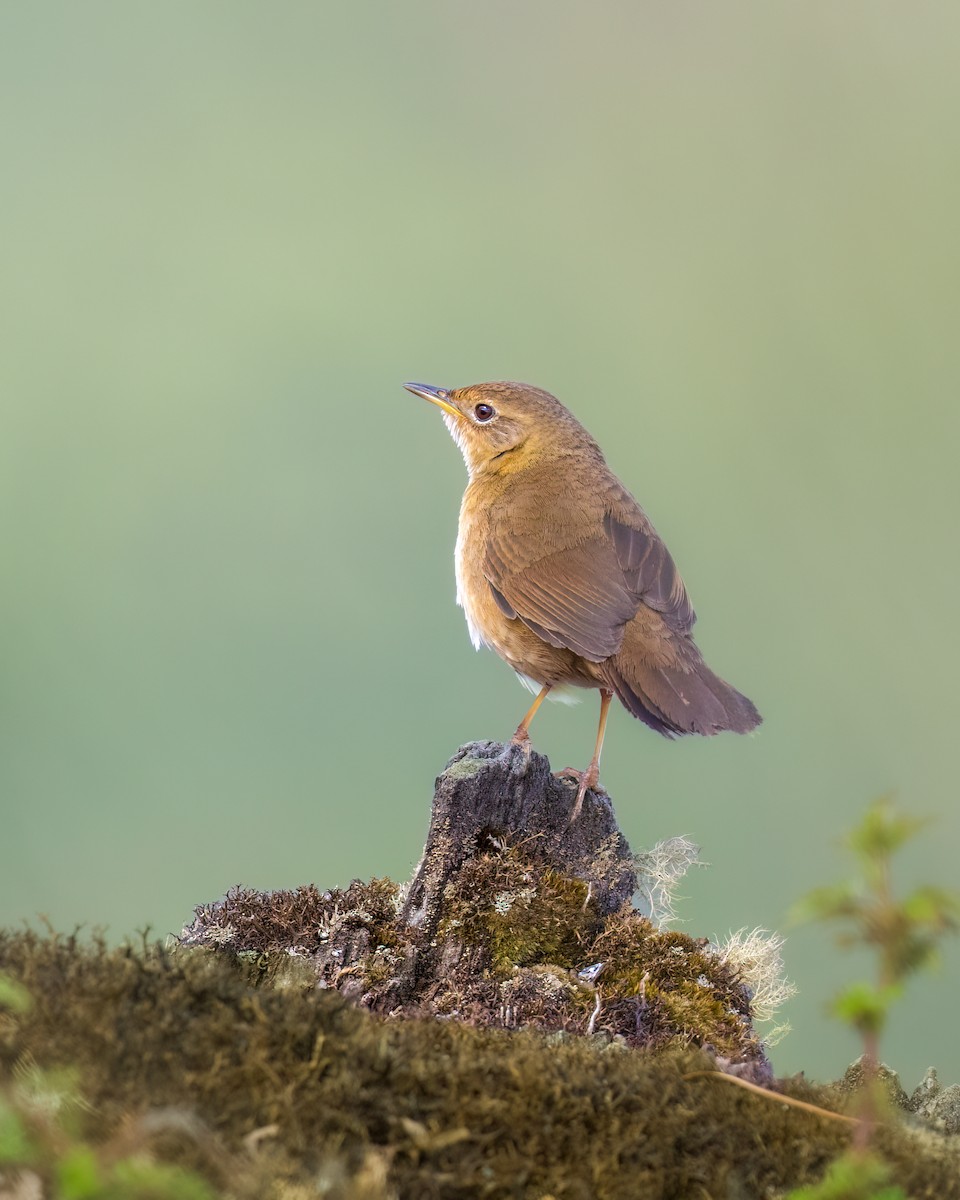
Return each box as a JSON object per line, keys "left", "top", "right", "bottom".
{"left": 556, "top": 763, "right": 601, "bottom": 823}
{"left": 499, "top": 728, "right": 534, "bottom": 775}
{"left": 509, "top": 725, "right": 534, "bottom": 761}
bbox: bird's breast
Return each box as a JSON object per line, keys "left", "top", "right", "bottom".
{"left": 454, "top": 495, "right": 489, "bottom": 651}
{"left": 453, "top": 488, "right": 600, "bottom": 690}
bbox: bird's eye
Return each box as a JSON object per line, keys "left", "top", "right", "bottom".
{"left": 474, "top": 403, "right": 495, "bottom": 423}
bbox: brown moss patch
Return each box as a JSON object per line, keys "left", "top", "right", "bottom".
{"left": 179, "top": 836, "right": 766, "bottom": 1066}
{"left": 2, "top": 931, "right": 960, "bottom": 1200}
{"left": 184, "top": 878, "right": 401, "bottom": 956}
{"left": 588, "top": 913, "right": 755, "bottom": 1059}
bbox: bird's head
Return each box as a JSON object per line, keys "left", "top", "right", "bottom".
{"left": 403, "top": 380, "right": 601, "bottom": 479}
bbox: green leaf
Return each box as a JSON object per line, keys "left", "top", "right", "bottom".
{"left": 789, "top": 883, "right": 859, "bottom": 926}
{"left": 846, "top": 799, "right": 925, "bottom": 862}
{"left": 0, "top": 973, "right": 32, "bottom": 1015}
{"left": 901, "top": 886, "right": 960, "bottom": 931}
{"left": 831, "top": 982, "right": 901, "bottom": 1033}
{"left": 0, "top": 1099, "right": 34, "bottom": 1164}
{"left": 57, "top": 1144, "right": 102, "bottom": 1199}
{"left": 109, "top": 1157, "right": 217, "bottom": 1200}
{"left": 786, "top": 1151, "right": 907, "bottom": 1199}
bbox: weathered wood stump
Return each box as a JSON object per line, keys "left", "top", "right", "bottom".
{"left": 401, "top": 740, "right": 637, "bottom": 933}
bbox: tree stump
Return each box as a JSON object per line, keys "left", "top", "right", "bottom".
{"left": 400, "top": 740, "right": 637, "bottom": 935}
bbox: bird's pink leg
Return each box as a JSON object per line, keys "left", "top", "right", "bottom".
{"left": 570, "top": 689, "right": 614, "bottom": 821}
{"left": 511, "top": 683, "right": 552, "bottom": 748}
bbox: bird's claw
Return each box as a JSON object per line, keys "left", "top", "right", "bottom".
{"left": 509, "top": 727, "right": 534, "bottom": 762}
{"left": 561, "top": 763, "right": 600, "bottom": 823}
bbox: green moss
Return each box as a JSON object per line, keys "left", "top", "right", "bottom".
{"left": 438, "top": 846, "right": 595, "bottom": 974}
{"left": 2, "top": 930, "right": 958, "bottom": 1199}
{"left": 589, "top": 914, "right": 756, "bottom": 1058}
{"left": 440, "top": 756, "right": 486, "bottom": 781}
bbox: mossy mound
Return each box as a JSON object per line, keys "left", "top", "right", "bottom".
{"left": 180, "top": 743, "right": 765, "bottom": 1067}
{"left": 183, "top": 854, "right": 758, "bottom": 1065}
{"left": 3, "top": 931, "right": 960, "bottom": 1199}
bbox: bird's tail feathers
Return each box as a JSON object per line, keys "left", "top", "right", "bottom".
{"left": 602, "top": 639, "right": 761, "bottom": 738}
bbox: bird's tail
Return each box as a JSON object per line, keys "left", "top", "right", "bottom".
{"left": 601, "top": 628, "right": 761, "bottom": 739}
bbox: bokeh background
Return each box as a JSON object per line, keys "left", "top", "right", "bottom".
{"left": 2, "top": 2, "right": 958, "bottom": 1085}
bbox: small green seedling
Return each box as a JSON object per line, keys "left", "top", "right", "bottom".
{"left": 787, "top": 798, "right": 959, "bottom": 1197}
{"left": 787, "top": 1152, "right": 911, "bottom": 1200}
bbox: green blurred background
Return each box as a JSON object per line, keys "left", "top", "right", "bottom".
{"left": 2, "top": 2, "right": 958, "bottom": 1085}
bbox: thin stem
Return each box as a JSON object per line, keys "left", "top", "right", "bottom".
{"left": 681, "top": 1072, "right": 859, "bottom": 1127}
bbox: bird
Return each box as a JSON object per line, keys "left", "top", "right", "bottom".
{"left": 403, "top": 380, "right": 761, "bottom": 817}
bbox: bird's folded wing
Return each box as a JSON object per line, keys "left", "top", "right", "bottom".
{"left": 602, "top": 508, "right": 696, "bottom": 634}
{"left": 484, "top": 493, "right": 695, "bottom": 662}
{"left": 485, "top": 535, "right": 638, "bottom": 661}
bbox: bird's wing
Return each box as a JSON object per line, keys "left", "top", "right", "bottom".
{"left": 603, "top": 485, "right": 696, "bottom": 634}
{"left": 484, "top": 482, "right": 695, "bottom": 662}
{"left": 485, "top": 531, "right": 639, "bottom": 661}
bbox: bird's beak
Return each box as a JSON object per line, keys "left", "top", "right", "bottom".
{"left": 403, "top": 381, "right": 461, "bottom": 419}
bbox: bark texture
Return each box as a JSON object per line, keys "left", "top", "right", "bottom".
{"left": 401, "top": 740, "right": 637, "bottom": 933}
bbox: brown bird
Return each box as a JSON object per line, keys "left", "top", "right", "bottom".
{"left": 403, "top": 380, "right": 761, "bottom": 817}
